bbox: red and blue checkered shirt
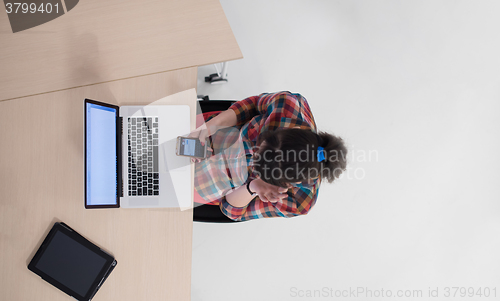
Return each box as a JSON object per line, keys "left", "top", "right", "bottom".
{"left": 194, "top": 91, "right": 320, "bottom": 221}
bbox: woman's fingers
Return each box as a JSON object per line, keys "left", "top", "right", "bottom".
{"left": 259, "top": 194, "right": 270, "bottom": 203}
{"left": 198, "top": 125, "right": 215, "bottom": 146}
{"left": 251, "top": 179, "right": 290, "bottom": 203}
{"left": 259, "top": 192, "right": 287, "bottom": 203}
{"left": 188, "top": 123, "right": 212, "bottom": 142}
{"left": 271, "top": 193, "right": 287, "bottom": 203}
{"left": 268, "top": 196, "right": 281, "bottom": 203}
{"left": 198, "top": 130, "right": 207, "bottom": 146}
{"left": 187, "top": 130, "right": 200, "bottom": 138}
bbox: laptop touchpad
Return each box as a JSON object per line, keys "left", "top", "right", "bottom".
{"left": 128, "top": 197, "right": 160, "bottom": 207}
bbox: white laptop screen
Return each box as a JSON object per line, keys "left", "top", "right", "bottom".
{"left": 85, "top": 102, "right": 118, "bottom": 206}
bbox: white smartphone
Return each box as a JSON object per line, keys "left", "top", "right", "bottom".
{"left": 175, "top": 136, "right": 207, "bottom": 159}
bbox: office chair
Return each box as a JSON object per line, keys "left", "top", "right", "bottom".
{"left": 193, "top": 98, "right": 243, "bottom": 223}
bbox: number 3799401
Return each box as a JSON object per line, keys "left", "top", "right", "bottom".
{"left": 5, "top": 2, "right": 60, "bottom": 14}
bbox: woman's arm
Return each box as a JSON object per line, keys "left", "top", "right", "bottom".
{"left": 221, "top": 179, "right": 320, "bottom": 221}
{"left": 194, "top": 92, "right": 293, "bottom": 142}
{"left": 209, "top": 109, "right": 237, "bottom": 128}
{"left": 188, "top": 109, "right": 237, "bottom": 152}
{"left": 225, "top": 183, "right": 256, "bottom": 209}
{"left": 225, "top": 178, "right": 288, "bottom": 208}
{"left": 227, "top": 92, "right": 300, "bottom": 127}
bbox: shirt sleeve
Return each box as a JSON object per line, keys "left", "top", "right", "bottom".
{"left": 228, "top": 92, "right": 310, "bottom": 129}
{"left": 219, "top": 180, "right": 320, "bottom": 221}
{"left": 228, "top": 95, "right": 260, "bottom": 126}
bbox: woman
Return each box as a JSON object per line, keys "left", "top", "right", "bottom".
{"left": 190, "top": 91, "right": 347, "bottom": 221}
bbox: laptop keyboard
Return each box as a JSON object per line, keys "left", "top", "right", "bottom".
{"left": 127, "top": 117, "right": 159, "bottom": 197}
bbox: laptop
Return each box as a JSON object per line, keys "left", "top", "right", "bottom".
{"left": 84, "top": 98, "right": 192, "bottom": 209}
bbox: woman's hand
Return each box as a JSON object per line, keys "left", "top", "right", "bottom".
{"left": 188, "top": 123, "right": 215, "bottom": 163}
{"left": 188, "top": 122, "right": 213, "bottom": 146}
{"left": 249, "top": 178, "right": 289, "bottom": 203}
{"left": 188, "top": 110, "right": 238, "bottom": 163}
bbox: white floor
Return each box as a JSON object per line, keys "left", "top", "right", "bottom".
{"left": 193, "top": 1, "right": 500, "bottom": 300}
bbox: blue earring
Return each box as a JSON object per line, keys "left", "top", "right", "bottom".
{"left": 317, "top": 146, "right": 325, "bottom": 162}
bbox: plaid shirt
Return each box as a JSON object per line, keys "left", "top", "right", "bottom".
{"left": 194, "top": 91, "right": 320, "bottom": 221}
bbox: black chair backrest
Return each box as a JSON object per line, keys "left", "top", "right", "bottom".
{"left": 194, "top": 99, "right": 243, "bottom": 223}
{"left": 193, "top": 204, "right": 241, "bottom": 223}
{"left": 198, "top": 100, "right": 236, "bottom": 114}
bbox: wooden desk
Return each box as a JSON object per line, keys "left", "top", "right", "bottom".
{"left": 1, "top": 0, "right": 242, "bottom": 298}
{"left": 0, "top": 69, "right": 198, "bottom": 300}
{"left": 0, "top": 0, "right": 242, "bottom": 101}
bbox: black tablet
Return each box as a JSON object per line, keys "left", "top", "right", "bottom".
{"left": 28, "top": 222, "right": 117, "bottom": 301}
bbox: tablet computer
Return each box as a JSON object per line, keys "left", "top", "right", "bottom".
{"left": 28, "top": 222, "right": 117, "bottom": 301}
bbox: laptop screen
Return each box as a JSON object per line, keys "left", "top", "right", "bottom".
{"left": 85, "top": 102, "right": 118, "bottom": 206}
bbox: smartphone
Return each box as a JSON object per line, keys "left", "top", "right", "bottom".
{"left": 176, "top": 136, "right": 207, "bottom": 159}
